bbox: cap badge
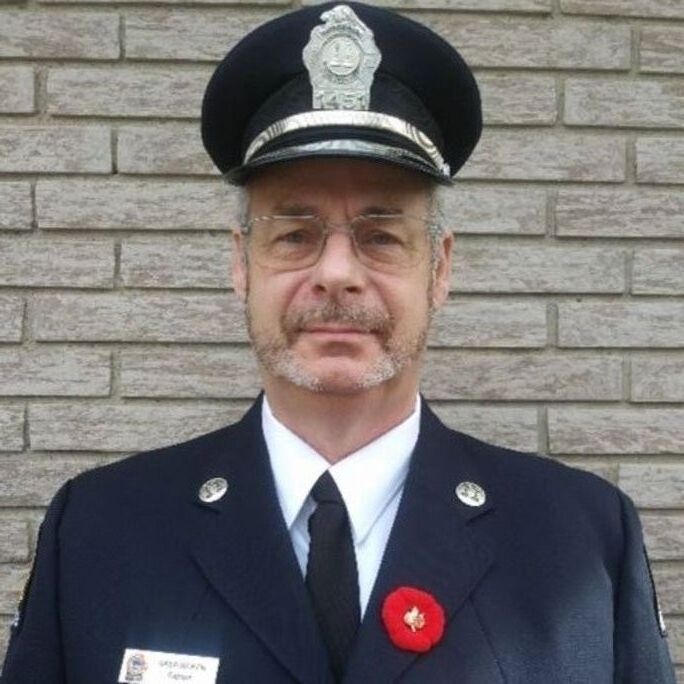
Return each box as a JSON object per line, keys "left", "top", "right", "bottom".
{"left": 303, "top": 4, "right": 381, "bottom": 111}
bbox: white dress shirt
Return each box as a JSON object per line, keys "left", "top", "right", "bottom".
{"left": 262, "top": 395, "right": 420, "bottom": 617}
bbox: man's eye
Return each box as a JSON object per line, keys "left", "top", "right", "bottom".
{"left": 357, "top": 227, "right": 405, "bottom": 248}
{"left": 272, "top": 225, "right": 319, "bottom": 246}
{"left": 367, "top": 231, "right": 401, "bottom": 245}
{"left": 278, "top": 230, "right": 307, "bottom": 243}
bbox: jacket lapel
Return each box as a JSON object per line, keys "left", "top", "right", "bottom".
{"left": 345, "top": 402, "right": 497, "bottom": 683}
{"left": 188, "top": 397, "right": 332, "bottom": 684}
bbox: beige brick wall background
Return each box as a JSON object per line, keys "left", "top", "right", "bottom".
{"left": 0, "top": 0, "right": 683, "bottom": 674}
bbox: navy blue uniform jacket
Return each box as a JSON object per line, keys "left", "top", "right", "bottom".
{"left": 2, "top": 398, "right": 676, "bottom": 682}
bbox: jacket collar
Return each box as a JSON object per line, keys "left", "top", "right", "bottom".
{"left": 343, "top": 400, "right": 497, "bottom": 682}
{"left": 189, "top": 395, "right": 333, "bottom": 683}
{"left": 189, "top": 395, "right": 497, "bottom": 683}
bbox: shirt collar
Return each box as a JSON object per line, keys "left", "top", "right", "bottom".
{"left": 263, "top": 395, "right": 420, "bottom": 546}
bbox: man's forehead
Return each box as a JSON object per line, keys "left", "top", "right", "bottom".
{"left": 246, "top": 158, "right": 433, "bottom": 207}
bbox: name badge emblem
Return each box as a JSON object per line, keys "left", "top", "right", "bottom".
{"left": 118, "top": 649, "right": 220, "bottom": 683}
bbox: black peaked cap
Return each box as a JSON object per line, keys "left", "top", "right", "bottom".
{"left": 201, "top": 2, "right": 482, "bottom": 184}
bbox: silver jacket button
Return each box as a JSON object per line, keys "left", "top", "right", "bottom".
{"left": 455, "top": 481, "right": 486, "bottom": 507}
{"left": 199, "top": 477, "right": 229, "bottom": 503}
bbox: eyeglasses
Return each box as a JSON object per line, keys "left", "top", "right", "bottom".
{"left": 242, "top": 214, "right": 431, "bottom": 273}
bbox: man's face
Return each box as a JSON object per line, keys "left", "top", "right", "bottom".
{"left": 232, "top": 158, "right": 452, "bottom": 396}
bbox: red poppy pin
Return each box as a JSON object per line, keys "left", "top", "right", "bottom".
{"left": 381, "top": 586, "right": 445, "bottom": 653}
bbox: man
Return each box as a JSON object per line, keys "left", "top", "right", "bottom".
{"left": 1, "top": 3, "right": 676, "bottom": 682}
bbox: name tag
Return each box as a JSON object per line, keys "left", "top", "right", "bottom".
{"left": 118, "top": 649, "right": 220, "bottom": 683}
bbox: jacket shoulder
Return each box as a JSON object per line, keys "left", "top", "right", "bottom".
{"left": 429, "top": 412, "right": 624, "bottom": 524}
{"left": 64, "top": 417, "right": 250, "bottom": 515}
{"left": 462, "top": 428, "right": 615, "bottom": 492}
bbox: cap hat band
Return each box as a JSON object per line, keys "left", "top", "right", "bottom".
{"left": 243, "top": 110, "right": 450, "bottom": 175}
{"left": 245, "top": 139, "right": 435, "bottom": 170}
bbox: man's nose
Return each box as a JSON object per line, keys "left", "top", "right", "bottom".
{"left": 310, "top": 229, "right": 366, "bottom": 295}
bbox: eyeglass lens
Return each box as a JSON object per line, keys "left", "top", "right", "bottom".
{"left": 247, "top": 215, "right": 428, "bottom": 271}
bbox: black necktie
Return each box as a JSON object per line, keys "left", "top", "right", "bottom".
{"left": 306, "top": 471, "right": 360, "bottom": 681}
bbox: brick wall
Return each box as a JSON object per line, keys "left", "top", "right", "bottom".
{"left": 0, "top": 0, "right": 682, "bottom": 674}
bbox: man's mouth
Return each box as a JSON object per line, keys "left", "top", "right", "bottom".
{"left": 303, "top": 324, "right": 372, "bottom": 334}
{"left": 282, "top": 301, "right": 393, "bottom": 345}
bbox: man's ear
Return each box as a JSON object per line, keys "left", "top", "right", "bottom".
{"left": 232, "top": 230, "right": 247, "bottom": 301}
{"left": 431, "top": 232, "right": 453, "bottom": 309}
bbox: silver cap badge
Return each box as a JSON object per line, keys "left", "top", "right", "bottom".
{"left": 303, "top": 4, "right": 381, "bottom": 111}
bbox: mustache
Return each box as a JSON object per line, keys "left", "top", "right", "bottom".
{"left": 282, "top": 301, "right": 393, "bottom": 338}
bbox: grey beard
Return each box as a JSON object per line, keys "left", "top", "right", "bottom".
{"left": 246, "top": 299, "right": 429, "bottom": 393}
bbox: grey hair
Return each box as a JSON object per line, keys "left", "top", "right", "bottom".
{"left": 234, "top": 184, "right": 250, "bottom": 228}
{"left": 425, "top": 183, "right": 451, "bottom": 252}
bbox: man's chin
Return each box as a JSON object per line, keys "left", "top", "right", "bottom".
{"left": 282, "top": 357, "right": 402, "bottom": 394}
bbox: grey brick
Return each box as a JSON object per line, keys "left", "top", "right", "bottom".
{"left": 460, "top": 130, "right": 625, "bottom": 182}
{"left": 641, "top": 514, "right": 684, "bottom": 560}
{"left": 632, "top": 356, "right": 684, "bottom": 403}
{"left": 0, "top": 238, "right": 114, "bottom": 287}
{"left": 446, "top": 185, "right": 546, "bottom": 235}
{"left": 0, "top": 406, "right": 24, "bottom": 452}
{"left": 0, "top": 348, "right": 110, "bottom": 397}
{"left": 549, "top": 408, "right": 684, "bottom": 453}
{"left": 48, "top": 67, "right": 211, "bottom": 118}
{"left": 653, "top": 566, "right": 684, "bottom": 613}
{"left": 556, "top": 189, "right": 684, "bottom": 238}
{"left": 0, "top": 517, "right": 29, "bottom": 563}
{"left": 0, "top": 296, "right": 23, "bottom": 343}
{"left": 125, "top": 9, "right": 280, "bottom": 61}
{"left": 36, "top": 180, "right": 233, "bottom": 231}
{"left": 41, "top": 0, "right": 287, "bottom": 4}
{"left": 124, "top": 12, "right": 625, "bottom": 70}
{"left": 118, "top": 124, "right": 216, "bottom": 176}
{"left": 121, "top": 348, "right": 259, "bottom": 398}
{"left": 633, "top": 249, "right": 684, "bottom": 295}
{"left": 636, "top": 137, "right": 684, "bottom": 184}
{"left": 0, "top": 11, "right": 118, "bottom": 59}
{"left": 561, "top": 0, "right": 684, "bottom": 19}
{"left": 416, "top": 15, "right": 630, "bottom": 70}
{"left": 620, "top": 465, "right": 684, "bottom": 508}
{"left": 368, "top": 0, "right": 552, "bottom": 9}
{"left": 30, "top": 402, "right": 250, "bottom": 452}
{"left": 667, "top": 618, "right": 683, "bottom": 664}
{"left": 0, "top": 565, "right": 28, "bottom": 615}
{"left": 641, "top": 27, "right": 684, "bottom": 75}
{"left": 0, "top": 455, "right": 107, "bottom": 506}
{"left": 422, "top": 351, "right": 622, "bottom": 400}
{"left": 0, "top": 126, "right": 110, "bottom": 174}
{"left": 121, "top": 236, "right": 230, "bottom": 289}
{"left": 1, "top": 620, "right": 15, "bottom": 661}
{"left": 0, "top": 183, "right": 31, "bottom": 231}
{"left": 429, "top": 300, "right": 546, "bottom": 348}
{"left": 33, "top": 293, "right": 246, "bottom": 342}
{"left": 565, "top": 79, "right": 684, "bottom": 129}
{"left": 451, "top": 240, "right": 624, "bottom": 293}
{"left": 430, "top": 404, "right": 538, "bottom": 452}
{"left": 1, "top": 619, "right": 9, "bottom": 655}
{"left": 479, "top": 74, "right": 557, "bottom": 125}
{"left": 558, "top": 302, "right": 684, "bottom": 348}
{"left": 0, "top": 66, "right": 34, "bottom": 114}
